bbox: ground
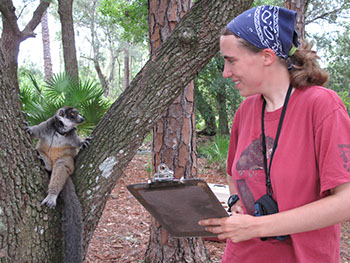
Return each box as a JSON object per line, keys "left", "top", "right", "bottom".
{"left": 86, "top": 154, "right": 350, "bottom": 262}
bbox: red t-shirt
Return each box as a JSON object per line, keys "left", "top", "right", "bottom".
{"left": 224, "top": 86, "right": 350, "bottom": 262}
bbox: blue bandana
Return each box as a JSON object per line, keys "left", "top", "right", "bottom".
{"left": 227, "top": 5, "right": 299, "bottom": 59}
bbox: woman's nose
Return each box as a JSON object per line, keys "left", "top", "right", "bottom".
{"left": 222, "top": 62, "right": 233, "bottom": 78}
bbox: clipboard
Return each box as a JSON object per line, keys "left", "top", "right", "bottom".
{"left": 127, "top": 177, "right": 229, "bottom": 238}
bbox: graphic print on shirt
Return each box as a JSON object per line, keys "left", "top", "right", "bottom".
{"left": 338, "top": 144, "right": 350, "bottom": 172}
{"left": 235, "top": 134, "right": 274, "bottom": 215}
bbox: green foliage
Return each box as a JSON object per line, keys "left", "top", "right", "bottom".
{"left": 19, "top": 73, "right": 111, "bottom": 136}
{"left": 99, "top": 0, "right": 148, "bottom": 43}
{"left": 198, "top": 135, "right": 230, "bottom": 172}
{"left": 195, "top": 54, "right": 242, "bottom": 134}
{"left": 340, "top": 91, "right": 350, "bottom": 114}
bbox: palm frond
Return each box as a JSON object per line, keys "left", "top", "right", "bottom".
{"left": 44, "top": 73, "right": 72, "bottom": 102}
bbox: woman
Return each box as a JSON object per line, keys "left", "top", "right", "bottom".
{"left": 199, "top": 5, "right": 350, "bottom": 262}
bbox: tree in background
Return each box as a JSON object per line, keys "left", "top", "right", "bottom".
{"left": 99, "top": 0, "right": 148, "bottom": 90}
{"left": 145, "top": 0, "right": 209, "bottom": 261}
{"left": 195, "top": 54, "right": 242, "bottom": 136}
{"left": 1, "top": 0, "right": 250, "bottom": 261}
{"left": 41, "top": 11, "right": 53, "bottom": 81}
{"left": 58, "top": 0, "right": 79, "bottom": 80}
{"left": 0, "top": 0, "right": 50, "bottom": 88}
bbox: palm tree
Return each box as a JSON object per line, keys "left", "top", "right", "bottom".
{"left": 20, "top": 73, "right": 111, "bottom": 136}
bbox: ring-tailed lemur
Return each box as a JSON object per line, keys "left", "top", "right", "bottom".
{"left": 25, "top": 106, "right": 89, "bottom": 263}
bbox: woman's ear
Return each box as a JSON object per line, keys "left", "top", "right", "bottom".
{"left": 262, "top": 49, "right": 277, "bottom": 66}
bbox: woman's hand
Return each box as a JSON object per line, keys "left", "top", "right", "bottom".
{"left": 198, "top": 213, "right": 260, "bottom": 243}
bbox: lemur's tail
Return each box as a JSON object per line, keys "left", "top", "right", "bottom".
{"left": 61, "top": 177, "right": 83, "bottom": 263}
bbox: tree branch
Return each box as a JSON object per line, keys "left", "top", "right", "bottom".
{"left": 0, "top": 0, "right": 22, "bottom": 37}
{"left": 74, "top": 0, "right": 254, "bottom": 254}
{"left": 21, "top": 0, "right": 52, "bottom": 41}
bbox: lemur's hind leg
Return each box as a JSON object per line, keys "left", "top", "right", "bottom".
{"left": 41, "top": 156, "right": 75, "bottom": 209}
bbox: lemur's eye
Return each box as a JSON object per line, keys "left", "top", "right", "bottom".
{"left": 71, "top": 112, "right": 75, "bottom": 117}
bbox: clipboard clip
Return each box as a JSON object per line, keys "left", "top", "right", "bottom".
{"left": 153, "top": 163, "right": 174, "bottom": 182}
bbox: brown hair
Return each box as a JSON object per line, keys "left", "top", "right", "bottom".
{"left": 221, "top": 27, "right": 329, "bottom": 88}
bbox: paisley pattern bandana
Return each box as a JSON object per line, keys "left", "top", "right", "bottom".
{"left": 227, "top": 5, "right": 299, "bottom": 59}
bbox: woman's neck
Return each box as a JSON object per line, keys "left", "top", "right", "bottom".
{"left": 261, "top": 71, "right": 292, "bottom": 112}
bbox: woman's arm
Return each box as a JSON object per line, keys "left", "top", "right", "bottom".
{"left": 227, "top": 174, "right": 244, "bottom": 214}
{"left": 199, "top": 182, "right": 350, "bottom": 243}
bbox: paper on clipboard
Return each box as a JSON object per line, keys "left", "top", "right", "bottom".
{"left": 127, "top": 178, "right": 229, "bottom": 238}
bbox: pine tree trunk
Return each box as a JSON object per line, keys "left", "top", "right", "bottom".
{"left": 145, "top": 0, "right": 208, "bottom": 261}
{"left": 58, "top": 0, "right": 79, "bottom": 80}
{"left": 41, "top": 11, "right": 53, "bottom": 81}
{"left": 284, "top": 0, "right": 308, "bottom": 40}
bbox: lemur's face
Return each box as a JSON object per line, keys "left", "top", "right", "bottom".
{"left": 55, "top": 107, "right": 84, "bottom": 133}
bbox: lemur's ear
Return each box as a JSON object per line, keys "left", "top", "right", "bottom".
{"left": 59, "top": 110, "right": 65, "bottom": 117}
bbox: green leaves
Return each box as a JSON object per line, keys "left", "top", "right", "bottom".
{"left": 98, "top": 0, "right": 148, "bottom": 43}
{"left": 20, "top": 73, "right": 111, "bottom": 136}
{"left": 198, "top": 135, "right": 230, "bottom": 173}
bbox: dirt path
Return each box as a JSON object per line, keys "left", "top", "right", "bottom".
{"left": 86, "top": 154, "right": 350, "bottom": 262}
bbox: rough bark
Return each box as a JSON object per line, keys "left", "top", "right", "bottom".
{"left": 146, "top": 0, "right": 205, "bottom": 260}
{"left": 0, "top": 0, "right": 253, "bottom": 261}
{"left": 41, "top": 11, "right": 53, "bottom": 81}
{"left": 0, "top": 26, "right": 62, "bottom": 263}
{"left": 284, "top": 0, "right": 308, "bottom": 40}
{"left": 58, "top": 0, "right": 79, "bottom": 81}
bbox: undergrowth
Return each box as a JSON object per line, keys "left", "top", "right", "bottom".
{"left": 197, "top": 134, "right": 230, "bottom": 173}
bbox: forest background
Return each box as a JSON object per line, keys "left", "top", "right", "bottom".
{"left": 16, "top": 0, "right": 350, "bottom": 137}
{"left": 1, "top": 0, "right": 350, "bottom": 262}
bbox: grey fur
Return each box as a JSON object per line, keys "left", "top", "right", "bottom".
{"left": 25, "top": 106, "right": 86, "bottom": 263}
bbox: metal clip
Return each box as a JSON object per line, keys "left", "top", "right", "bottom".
{"left": 153, "top": 163, "right": 174, "bottom": 182}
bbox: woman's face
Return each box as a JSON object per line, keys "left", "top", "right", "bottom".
{"left": 220, "top": 35, "right": 266, "bottom": 97}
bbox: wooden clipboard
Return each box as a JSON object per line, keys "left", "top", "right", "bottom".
{"left": 127, "top": 178, "right": 229, "bottom": 237}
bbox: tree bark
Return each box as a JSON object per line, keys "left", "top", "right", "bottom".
{"left": 147, "top": 0, "right": 203, "bottom": 260}
{"left": 58, "top": 0, "right": 79, "bottom": 81}
{"left": 41, "top": 11, "right": 53, "bottom": 81}
{"left": 284, "top": 0, "right": 308, "bottom": 40}
{"left": 0, "top": 0, "right": 253, "bottom": 261}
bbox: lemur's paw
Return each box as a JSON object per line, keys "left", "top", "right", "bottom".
{"left": 23, "top": 121, "right": 32, "bottom": 135}
{"left": 82, "top": 137, "right": 92, "bottom": 148}
{"left": 41, "top": 194, "right": 58, "bottom": 209}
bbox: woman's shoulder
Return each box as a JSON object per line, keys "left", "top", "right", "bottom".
{"left": 297, "top": 86, "right": 345, "bottom": 111}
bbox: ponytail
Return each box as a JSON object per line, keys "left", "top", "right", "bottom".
{"left": 288, "top": 40, "right": 328, "bottom": 88}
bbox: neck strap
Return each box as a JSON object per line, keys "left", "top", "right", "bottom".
{"left": 261, "top": 84, "right": 293, "bottom": 197}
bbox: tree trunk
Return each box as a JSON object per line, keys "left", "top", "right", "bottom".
{"left": 216, "top": 87, "right": 230, "bottom": 136}
{"left": 284, "top": 0, "right": 308, "bottom": 40}
{"left": 58, "top": 0, "right": 79, "bottom": 81}
{"left": 194, "top": 85, "right": 217, "bottom": 136}
{"left": 145, "top": 0, "right": 208, "bottom": 262}
{"left": 124, "top": 46, "right": 130, "bottom": 90}
{"left": 0, "top": 0, "right": 254, "bottom": 261}
{"left": 41, "top": 11, "right": 53, "bottom": 81}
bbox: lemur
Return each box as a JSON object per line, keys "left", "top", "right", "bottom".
{"left": 25, "top": 106, "right": 89, "bottom": 263}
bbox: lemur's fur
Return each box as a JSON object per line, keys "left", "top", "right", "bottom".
{"left": 25, "top": 106, "right": 88, "bottom": 263}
